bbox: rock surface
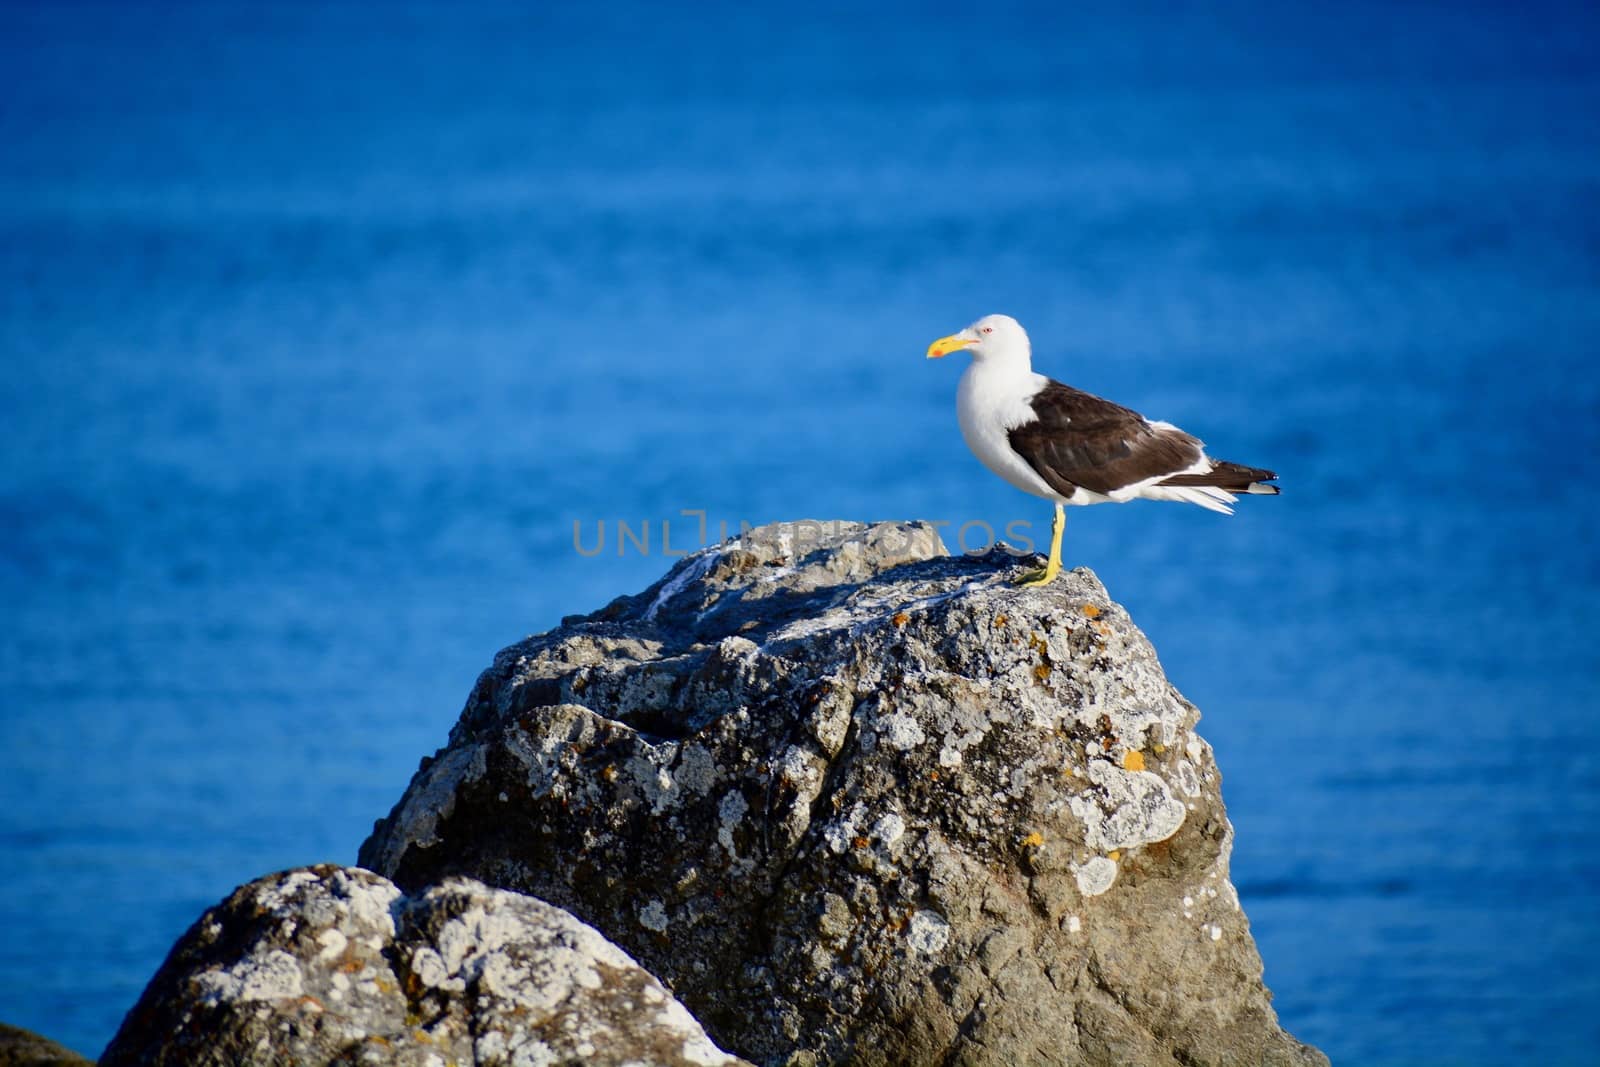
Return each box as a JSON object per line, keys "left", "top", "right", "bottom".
{"left": 101, "top": 864, "right": 749, "bottom": 1067}
{"left": 0, "top": 1023, "right": 93, "bottom": 1067}
{"left": 360, "top": 520, "right": 1326, "bottom": 1066}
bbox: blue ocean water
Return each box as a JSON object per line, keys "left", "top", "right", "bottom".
{"left": 2, "top": 2, "right": 1597, "bottom": 1062}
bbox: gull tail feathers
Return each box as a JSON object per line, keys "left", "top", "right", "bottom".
{"left": 1160, "top": 460, "right": 1279, "bottom": 496}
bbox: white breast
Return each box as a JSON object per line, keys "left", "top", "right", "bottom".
{"left": 956, "top": 364, "right": 1070, "bottom": 502}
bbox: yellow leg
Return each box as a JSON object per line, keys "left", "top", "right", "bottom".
{"left": 1017, "top": 503, "right": 1065, "bottom": 587}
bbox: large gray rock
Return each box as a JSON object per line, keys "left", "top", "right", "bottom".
{"left": 360, "top": 520, "right": 1325, "bottom": 1066}
{"left": 101, "top": 864, "right": 749, "bottom": 1067}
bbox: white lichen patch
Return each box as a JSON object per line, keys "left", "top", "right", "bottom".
{"left": 255, "top": 870, "right": 320, "bottom": 914}
{"left": 194, "top": 950, "right": 305, "bottom": 1005}
{"left": 872, "top": 812, "right": 906, "bottom": 848}
{"left": 410, "top": 946, "right": 457, "bottom": 991}
{"left": 776, "top": 744, "right": 822, "bottom": 790}
{"left": 638, "top": 899, "right": 670, "bottom": 933}
{"left": 1068, "top": 759, "right": 1186, "bottom": 852}
{"left": 474, "top": 1032, "right": 508, "bottom": 1062}
{"left": 878, "top": 712, "right": 926, "bottom": 750}
{"left": 1047, "top": 624, "right": 1187, "bottom": 746}
{"left": 505, "top": 1038, "right": 555, "bottom": 1067}
{"left": 627, "top": 753, "right": 679, "bottom": 814}
{"left": 717, "top": 789, "right": 749, "bottom": 858}
{"left": 1101, "top": 705, "right": 1167, "bottom": 752}
{"left": 1073, "top": 856, "right": 1118, "bottom": 897}
{"left": 498, "top": 705, "right": 603, "bottom": 804}
{"left": 330, "top": 869, "right": 401, "bottom": 938}
{"left": 315, "top": 928, "right": 348, "bottom": 961}
{"left": 715, "top": 634, "right": 758, "bottom": 660}
{"left": 907, "top": 910, "right": 950, "bottom": 954}
{"left": 1174, "top": 759, "right": 1202, "bottom": 798}
{"left": 1067, "top": 914, "right": 1082, "bottom": 933}
{"left": 823, "top": 802, "right": 867, "bottom": 855}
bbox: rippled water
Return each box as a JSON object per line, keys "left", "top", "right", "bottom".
{"left": 2, "top": 3, "right": 1597, "bottom": 1061}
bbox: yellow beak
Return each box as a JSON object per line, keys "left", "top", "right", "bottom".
{"left": 926, "top": 334, "right": 974, "bottom": 359}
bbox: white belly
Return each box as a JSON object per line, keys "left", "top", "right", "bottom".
{"left": 956, "top": 365, "right": 1090, "bottom": 504}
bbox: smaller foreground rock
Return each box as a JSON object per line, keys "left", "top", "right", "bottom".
{"left": 0, "top": 1023, "right": 93, "bottom": 1067}
{"left": 101, "top": 864, "right": 749, "bottom": 1067}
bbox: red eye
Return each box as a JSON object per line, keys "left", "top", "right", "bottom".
{"left": 982, "top": 327, "right": 993, "bottom": 334}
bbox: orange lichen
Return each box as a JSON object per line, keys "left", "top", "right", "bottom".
{"left": 994, "top": 614, "right": 1007, "bottom": 627}
{"left": 853, "top": 836, "right": 871, "bottom": 849}
{"left": 1021, "top": 831, "right": 1044, "bottom": 848}
{"left": 1033, "top": 663, "right": 1051, "bottom": 681}
{"left": 891, "top": 611, "right": 910, "bottom": 628}
{"left": 1122, "top": 750, "right": 1146, "bottom": 772}
{"left": 1108, "top": 850, "right": 1122, "bottom": 861}
{"left": 1082, "top": 603, "right": 1101, "bottom": 618}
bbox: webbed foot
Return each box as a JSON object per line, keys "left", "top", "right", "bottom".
{"left": 1015, "top": 563, "right": 1060, "bottom": 587}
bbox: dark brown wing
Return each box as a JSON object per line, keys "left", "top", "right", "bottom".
{"left": 1006, "top": 381, "right": 1204, "bottom": 496}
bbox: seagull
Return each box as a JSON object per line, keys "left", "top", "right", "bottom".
{"left": 927, "top": 314, "right": 1278, "bottom": 587}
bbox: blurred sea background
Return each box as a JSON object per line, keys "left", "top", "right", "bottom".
{"left": 3, "top": 2, "right": 1597, "bottom": 1062}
